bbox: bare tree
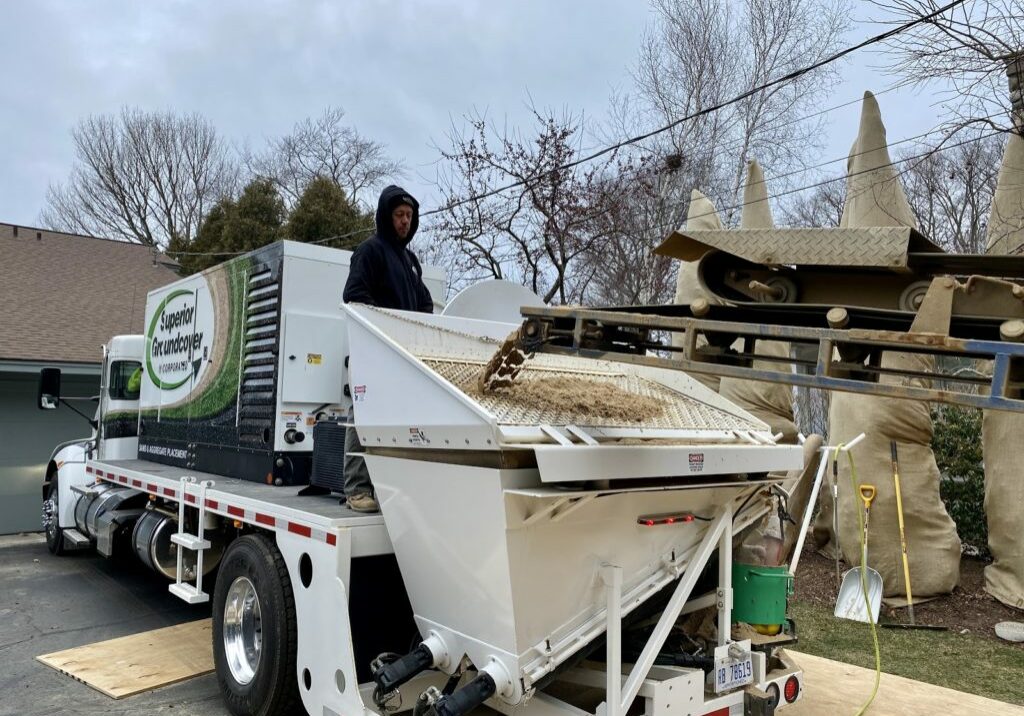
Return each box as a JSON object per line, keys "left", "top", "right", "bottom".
{"left": 612, "top": 0, "right": 851, "bottom": 224}
{"left": 872, "top": 0, "right": 1024, "bottom": 130}
{"left": 245, "top": 107, "right": 403, "bottom": 210}
{"left": 779, "top": 177, "right": 847, "bottom": 227}
{"left": 41, "top": 108, "right": 237, "bottom": 247}
{"left": 576, "top": 156, "right": 685, "bottom": 306}
{"left": 897, "top": 131, "right": 1005, "bottom": 252}
{"left": 429, "top": 107, "right": 625, "bottom": 304}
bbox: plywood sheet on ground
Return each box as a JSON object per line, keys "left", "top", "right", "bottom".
{"left": 37, "top": 618, "right": 213, "bottom": 699}
{"left": 788, "top": 650, "right": 1024, "bottom": 715}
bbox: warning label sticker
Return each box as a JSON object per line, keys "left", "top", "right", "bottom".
{"left": 688, "top": 453, "right": 705, "bottom": 473}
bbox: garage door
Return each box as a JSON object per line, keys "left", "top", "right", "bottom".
{"left": 0, "top": 371, "right": 99, "bottom": 534}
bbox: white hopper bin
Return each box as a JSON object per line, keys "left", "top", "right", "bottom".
{"left": 343, "top": 304, "right": 803, "bottom": 707}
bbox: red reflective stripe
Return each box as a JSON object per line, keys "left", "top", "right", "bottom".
{"left": 85, "top": 466, "right": 94, "bottom": 474}
{"left": 163, "top": 487, "right": 175, "bottom": 497}
{"left": 227, "top": 505, "right": 244, "bottom": 518}
{"left": 205, "top": 499, "right": 218, "bottom": 510}
{"left": 131, "top": 479, "right": 142, "bottom": 488}
{"left": 185, "top": 493, "right": 196, "bottom": 504}
{"left": 704, "top": 708, "right": 730, "bottom": 716}
{"left": 95, "top": 470, "right": 105, "bottom": 477}
{"left": 255, "top": 513, "right": 274, "bottom": 527}
{"left": 326, "top": 533, "right": 337, "bottom": 546}
{"left": 287, "top": 522, "right": 311, "bottom": 538}
{"left": 146, "top": 483, "right": 156, "bottom": 492}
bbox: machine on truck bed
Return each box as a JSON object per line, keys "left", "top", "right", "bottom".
{"left": 38, "top": 240, "right": 810, "bottom": 716}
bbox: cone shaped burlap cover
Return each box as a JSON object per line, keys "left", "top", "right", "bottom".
{"left": 983, "top": 131, "right": 1024, "bottom": 610}
{"left": 671, "top": 190, "right": 724, "bottom": 391}
{"left": 719, "top": 161, "right": 797, "bottom": 441}
{"left": 820, "top": 92, "right": 961, "bottom": 602}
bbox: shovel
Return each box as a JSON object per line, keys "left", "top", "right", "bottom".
{"left": 881, "top": 442, "right": 949, "bottom": 631}
{"left": 835, "top": 484, "right": 883, "bottom": 624}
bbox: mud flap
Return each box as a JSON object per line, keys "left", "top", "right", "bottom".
{"left": 744, "top": 685, "right": 776, "bottom": 716}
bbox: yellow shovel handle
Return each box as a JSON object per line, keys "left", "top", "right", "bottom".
{"left": 859, "top": 484, "right": 876, "bottom": 510}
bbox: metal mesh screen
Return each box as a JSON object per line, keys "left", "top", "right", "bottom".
{"left": 422, "top": 358, "right": 760, "bottom": 431}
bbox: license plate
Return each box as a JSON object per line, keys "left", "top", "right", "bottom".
{"left": 714, "top": 653, "right": 753, "bottom": 693}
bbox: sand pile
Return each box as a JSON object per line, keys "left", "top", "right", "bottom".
{"left": 464, "top": 373, "right": 667, "bottom": 423}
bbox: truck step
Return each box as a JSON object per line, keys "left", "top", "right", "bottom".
{"left": 169, "top": 583, "right": 209, "bottom": 604}
{"left": 170, "top": 533, "right": 211, "bottom": 551}
{"left": 70, "top": 484, "right": 98, "bottom": 498}
{"left": 63, "top": 528, "right": 91, "bottom": 548}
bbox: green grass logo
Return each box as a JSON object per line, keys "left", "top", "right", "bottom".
{"left": 146, "top": 288, "right": 208, "bottom": 390}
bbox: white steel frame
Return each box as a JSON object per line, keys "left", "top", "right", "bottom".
{"left": 601, "top": 503, "right": 733, "bottom": 716}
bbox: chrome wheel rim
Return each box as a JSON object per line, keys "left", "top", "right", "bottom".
{"left": 223, "top": 576, "right": 262, "bottom": 685}
{"left": 43, "top": 490, "right": 57, "bottom": 538}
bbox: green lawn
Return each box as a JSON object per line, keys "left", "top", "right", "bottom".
{"left": 789, "top": 600, "right": 1024, "bottom": 706}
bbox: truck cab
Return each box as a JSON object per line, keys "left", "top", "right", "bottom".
{"left": 39, "top": 334, "right": 144, "bottom": 553}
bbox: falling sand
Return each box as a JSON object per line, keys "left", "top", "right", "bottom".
{"left": 464, "top": 372, "right": 667, "bottom": 424}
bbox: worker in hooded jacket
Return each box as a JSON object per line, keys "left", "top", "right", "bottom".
{"left": 341, "top": 185, "right": 434, "bottom": 512}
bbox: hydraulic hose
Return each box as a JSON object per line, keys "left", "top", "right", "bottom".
{"left": 432, "top": 672, "right": 497, "bottom": 716}
{"left": 373, "top": 644, "right": 435, "bottom": 694}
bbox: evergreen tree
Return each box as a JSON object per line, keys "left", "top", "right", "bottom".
{"left": 286, "top": 176, "right": 371, "bottom": 250}
{"left": 221, "top": 178, "right": 285, "bottom": 254}
{"left": 173, "top": 198, "right": 234, "bottom": 274}
{"left": 174, "top": 180, "right": 285, "bottom": 275}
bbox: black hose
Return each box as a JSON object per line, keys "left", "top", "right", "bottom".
{"left": 432, "top": 673, "right": 497, "bottom": 716}
{"left": 373, "top": 644, "right": 435, "bottom": 694}
{"left": 412, "top": 692, "right": 432, "bottom": 716}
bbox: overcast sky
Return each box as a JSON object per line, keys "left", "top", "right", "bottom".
{"left": 0, "top": 1, "right": 951, "bottom": 228}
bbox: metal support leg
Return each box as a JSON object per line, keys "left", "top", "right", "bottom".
{"left": 717, "top": 504, "right": 733, "bottom": 647}
{"left": 602, "top": 564, "right": 623, "bottom": 716}
{"left": 618, "top": 506, "right": 732, "bottom": 715}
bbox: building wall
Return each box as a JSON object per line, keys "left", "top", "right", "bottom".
{"left": 0, "top": 369, "right": 99, "bottom": 534}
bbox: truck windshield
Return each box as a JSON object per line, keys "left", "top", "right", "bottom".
{"left": 109, "top": 360, "right": 143, "bottom": 401}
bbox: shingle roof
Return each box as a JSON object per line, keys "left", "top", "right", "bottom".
{"left": 0, "top": 223, "right": 179, "bottom": 364}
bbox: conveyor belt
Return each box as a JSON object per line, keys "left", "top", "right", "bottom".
{"left": 518, "top": 304, "right": 1024, "bottom": 414}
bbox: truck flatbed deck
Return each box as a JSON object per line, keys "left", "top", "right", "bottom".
{"left": 88, "top": 458, "right": 391, "bottom": 558}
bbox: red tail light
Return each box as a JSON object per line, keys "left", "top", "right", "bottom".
{"left": 784, "top": 675, "right": 800, "bottom": 703}
{"left": 637, "top": 512, "right": 698, "bottom": 526}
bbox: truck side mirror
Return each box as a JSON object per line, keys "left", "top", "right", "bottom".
{"left": 38, "top": 368, "right": 61, "bottom": 410}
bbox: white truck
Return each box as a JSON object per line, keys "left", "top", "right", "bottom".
{"left": 39, "top": 240, "right": 808, "bottom": 716}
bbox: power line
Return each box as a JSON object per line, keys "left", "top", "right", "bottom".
{"left": 165, "top": 115, "right": 1003, "bottom": 259}
{"left": 633, "top": 127, "right": 1006, "bottom": 231}
{"left": 431, "top": 114, "right": 1007, "bottom": 243}
{"left": 166, "top": 2, "right": 970, "bottom": 261}
{"left": 434, "top": 79, "right": 915, "bottom": 220}
{"left": 420, "top": 0, "right": 969, "bottom": 217}
{"left": 164, "top": 224, "right": 376, "bottom": 258}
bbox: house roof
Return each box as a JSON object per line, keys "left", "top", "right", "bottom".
{"left": 0, "top": 223, "right": 179, "bottom": 364}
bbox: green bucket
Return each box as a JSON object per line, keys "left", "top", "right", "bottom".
{"left": 732, "top": 562, "right": 793, "bottom": 625}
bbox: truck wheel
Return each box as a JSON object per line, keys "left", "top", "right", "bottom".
{"left": 213, "top": 534, "right": 302, "bottom": 716}
{"left": 44, "top": 482, "right": 65, "bottom": 556}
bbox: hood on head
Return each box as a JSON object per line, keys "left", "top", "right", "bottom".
{"left": 375, "top": 185, "right": 420, "bottom": 246}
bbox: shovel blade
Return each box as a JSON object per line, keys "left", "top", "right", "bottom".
{"left": 834, "top": 566, "right": 883, "bottom": 623}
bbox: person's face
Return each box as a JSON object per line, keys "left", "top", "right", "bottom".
{"left": 392, "top": 204, "right": 413, "bottom": 239}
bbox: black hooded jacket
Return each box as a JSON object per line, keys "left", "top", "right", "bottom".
{"left": 343, "top": 185, "right": 433, "bottom": 313}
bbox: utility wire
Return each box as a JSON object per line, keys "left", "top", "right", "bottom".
{"left": 420, "top": 0, "right": 969, "bottom": 218}
{"left": 167, "top": 2, "right": 971, "bottom": 260}
{"left": 165, "top": 117, "right": 1003, "bottom": 259}
{"left": 624, "top": 126, "right": 1006, "bottom": 235}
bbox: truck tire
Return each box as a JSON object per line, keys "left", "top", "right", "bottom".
{"left": 213, "top": 534, "right": 302, "bottom": 716}
{"left": 44, "top": 481, "right": 65, "bottom": 556}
